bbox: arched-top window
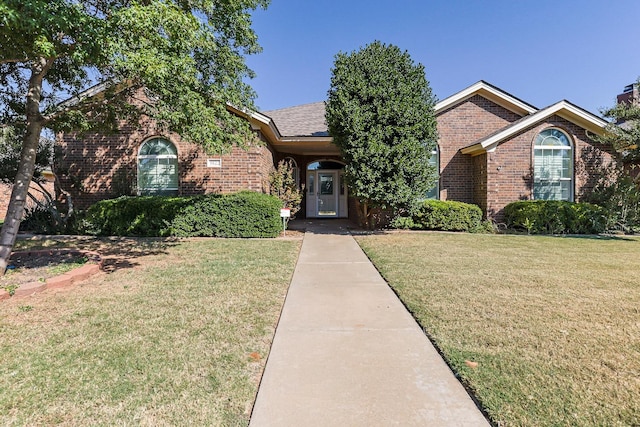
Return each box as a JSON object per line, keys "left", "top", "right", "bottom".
{"left": 425, "top": 146, "right": 439, "bottom": 199}
{"left": 533, "top": 128, "right": 573, "bottom": 201}
{"left": 307, "top": 160, "right": 345, "bottom": 170}
{"left": 138, "top": 137, "right": 179, "bottom": 195}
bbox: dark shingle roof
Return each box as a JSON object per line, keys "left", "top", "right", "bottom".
{"left": 264, "top": 102, "right": 328, "bottom": 137}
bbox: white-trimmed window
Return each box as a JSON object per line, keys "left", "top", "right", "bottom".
{"left": 425, "top": 146, "right": 439, "bottom": 199}
{"left": 533, "top": 129, "right": 573, "bottom": 201}
{"left": 138, "top": 137, "right": 179, "bottom": 195}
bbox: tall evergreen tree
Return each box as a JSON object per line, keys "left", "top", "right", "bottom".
{"left": 325, "top": 41, "right": 438, "bottom": 228}
{"left": 0, "top": 0, "right": 269, "bottom": 273}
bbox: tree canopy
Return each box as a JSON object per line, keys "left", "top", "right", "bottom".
{"left": 325, "top": 41, "right": 438, "bottom": 228}
{"left": 598, "top": 81, "right": 640, "bottom": 163}
{"left": 584, "top": 79, "right": 640, "bottom": 232}
{"left": 0, "top": 0, "right": 269, "bottom": 272}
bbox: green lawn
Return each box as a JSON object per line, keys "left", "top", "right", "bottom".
{"left": 0, "top": 237, "right": 300, "bottom": 426}
{"left": 356, "top": 232, "right": 640, "bottom": 427}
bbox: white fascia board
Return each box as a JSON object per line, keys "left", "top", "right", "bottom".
{"left": 279, "top": 136, "right": 333, "bottom": 143}
{"left": 226, "top": 103, "right": 283, "bottom": 142}
{"left": 57, "top": 80, "right": 121, "bottom": 109}
{"left": 460, "top": 101, "right": 608, "bottom": 155}
{"left": 435, "top": 81, "right": 537, "bottom": 116}
{"left": 554, "top": 102, "right": 608, "bottom": 132}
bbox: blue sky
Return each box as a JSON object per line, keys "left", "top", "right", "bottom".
{"left": 246, "top": 0, "right": 640, "bottom": 116}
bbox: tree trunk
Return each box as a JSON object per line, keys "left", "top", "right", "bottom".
{"left": 360, "top": 199, "right": 371, "bottom": 230}
{"left": 0, "top": 58, "right": 49, "bottom": 274}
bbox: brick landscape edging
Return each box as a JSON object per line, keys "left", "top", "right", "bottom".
{"left": 0, "top": 249, "right": 103, "bottom": 301}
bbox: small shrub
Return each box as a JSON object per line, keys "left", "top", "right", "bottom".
{"left": 584, "top": 167, "right": 640, "bottom": 234}
{"left": 20, "top": 204, "right": 61, "bottom": 234}
{"left": 391, "top": 200, "right": 484, "bottom": 232}
{"left": 269, "top": 159, "right": 304, "bottom": 218}
{"left": 389, "top": 216, "right": 416, "bottom": 230}
{"left": 504, "top": 200, "right": 607, "bottom": 234}
{"left": 170, "top": 191, "right": 282, "bottom": 238}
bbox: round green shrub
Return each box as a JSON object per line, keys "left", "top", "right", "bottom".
{"left": 83, "top": 195, "right": 193, "bottom": 236}
{"left": 170, "top": 191, "right": 282, "bottom": 238}
{"left": 504, "top": 200, "right": 607, "bottom": 234}
{"left": 391, "top": 200, "right": 485, "bottom": 232}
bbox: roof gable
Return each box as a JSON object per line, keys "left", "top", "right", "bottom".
{"left": 460, "top": 100, "right": 609, "bottom": 155}
{"left": 435, "top": 80, "right": 537, "bottom": 117}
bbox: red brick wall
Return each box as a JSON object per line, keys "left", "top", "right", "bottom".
{"left": 436, "top": 95, "right": 523, "bottom": 203}
{"left": 0, "top": 181, "right": 56, "bottom": 220}
{"left": 485, "top": 115, "right": 616, "bottom": 222}
{"left": 472, "top": 153, "right": 488, "bottom": 213}
{"left": 58, "top": 115, "right": 275, "bottom": 209}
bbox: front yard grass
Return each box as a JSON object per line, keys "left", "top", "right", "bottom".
{"left": 0, "top": 237, "right": 300, "bottom": 426}
{"left": 355, "top": 232, "right": 640, "bottom": 426}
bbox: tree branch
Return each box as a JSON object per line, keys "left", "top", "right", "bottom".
{"left": 26, "top": 191, "right": 47, "bottom": 210}
{"left": 0, "top": 58, "right": 29, "bottom": 65}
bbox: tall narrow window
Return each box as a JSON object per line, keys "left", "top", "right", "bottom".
{"left": 425, "top": 146, "right": 439, "bottom": 199}
{"left": 138, "top": 137, "right": 179, "bottom": 195}
{"left": 533, "top": 129, "right": 573, "bottom": 201}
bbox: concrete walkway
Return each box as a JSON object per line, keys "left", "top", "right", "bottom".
{"left": 249, "top": 221, "right": 490, "bottom": 426}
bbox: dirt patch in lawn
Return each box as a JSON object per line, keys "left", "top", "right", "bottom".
{"left": 0, "top": 248, "right": 103, "bottom": 298}
{"left": 2, "top": 250, "right": 95, "bottom": 285}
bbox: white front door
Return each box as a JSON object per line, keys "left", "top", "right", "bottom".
{"left": 306, "top": 170, "right": 347, "bottom": 218}
{"left": 317, "top": 172, "right": 338, "bottom": 216}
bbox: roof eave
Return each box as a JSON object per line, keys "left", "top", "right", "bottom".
{"left": 271, "top": 136, "right": 339, "bottom": 156}
{"left": 226, "top": 104, "right": 339, "bottom": 154}
{"left": 226, "top": 103, "right": 284, "bottom": 143}
{"left": 460, "top": 143, "right": 485, "bottom": 156}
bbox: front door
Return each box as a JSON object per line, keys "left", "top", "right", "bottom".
{"left": 306, "top": 168, "right": 347, "bottom": 218}
{"left": 317, "top": 172, "right": 338, "bottom": 216}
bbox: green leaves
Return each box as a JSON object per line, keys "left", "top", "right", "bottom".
{"left": 326, "top": 41, "right": 438, "bottom": 221}
{"left": 0, "top": 0, "right": 268, "bottom": 152}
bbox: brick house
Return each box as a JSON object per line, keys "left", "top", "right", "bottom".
{"left": 53, "top": 80, "right": 615, "bottom": 223}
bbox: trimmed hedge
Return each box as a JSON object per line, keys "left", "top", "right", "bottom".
{"left": 170, "top": 191, "right": 282, "bottom": 238}
{"left": 504, "top": 200, "right": 607, "bottom": 234}
{"left": 391, "top": 200, "right": 486, "bottom": 232}
{"left": 82, "top": 195, "right": 194, "bottom": 236}
{"left": 82, "top": 191, "right": 283, "bottom": 237}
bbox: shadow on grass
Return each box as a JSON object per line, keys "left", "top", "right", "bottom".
{"left": 14, "top": 235, "right": 181, "bottom": 274}
{"left": 287, "top": 219, "right": 358, "bottom": 236}
{"left": 501, "top": 229, "right": 639, "bottom": 241}
{"left": 556, "top": 233, "right": 638, "bottom": 241}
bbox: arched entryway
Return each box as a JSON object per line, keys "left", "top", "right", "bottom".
{"left": 306, "top": 160, "right": 348, "bottom": 218}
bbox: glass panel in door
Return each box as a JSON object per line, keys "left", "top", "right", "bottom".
{"left": 317, "top": 173, "right": 337, "bottom": 216}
